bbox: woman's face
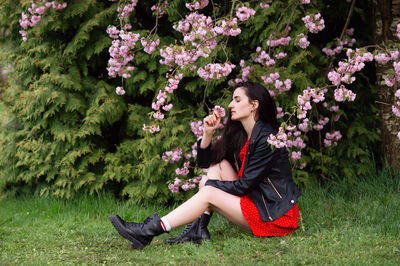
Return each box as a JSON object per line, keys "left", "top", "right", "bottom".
{"left": 228, "top": 87, "right": 257, "bottom": 121}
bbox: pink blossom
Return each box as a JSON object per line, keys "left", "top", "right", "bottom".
{"left": 151, "top": 1, "right": 168, "bottom": 18}
{"left": 397, "top": 23, "right": 400, "bottom": 40}
{"left": 213, "top": 106, "right": 226, "bottom": 117}
{"left": 375, "top": 53, "right": 391, "bottom": 65}
{"left": 214, "top": 18, "right": 242, "bottom": 36}
{"left": 162, "top": 148, "right": 183, "bottom": 163}
{"left": 185, "top": 0, "right": 209, "bottom": 11}
{"left": 197, "top": 63, "right": 235, "bottom": 81}
{"left": 115, "top": 86, "right": 125, "bottom": 95}
{"left": 153, "top": 111, "right": 165, "bottom": 120}
{"left": 297, "top": 34, "right": 310, "bottom": 49}
{"left": 260, "top": 3, "right": 270, "bottom": 9}
{"left": 302, "top": 13, "right": 325, "bottom": 34}
{"left": 191, "top": 121, "right": 204, "bottom": 138}
{"left": 334, "top": 85, "right": 356, "bottom": 102}
{"left": 236, "top": 6, "right": 256, "bottom": 22}
{"left": 299, "top": 162, "right": 307, "bottom": 169}
{"left": 162, "top": 104, "right": 173, "bottom": 111}
{"left": 267, "top": 127, "right": 287, "bottom": 148}
{"left": 141, "top": 38, "right": 160, "bottom": 54}
{"left": 267, "top": 36, "right": 291, "bottom": 47}
{"left": 276, "top": 107, "right": 284, "bottom": 119}
{"left": 254, "top": 48, "right": 276, "bottom": 66}
{"left": 393, "top": 105, "right": 400, "bottom": 117}
{"left": 291, "top": 151, "right": 302, "bottom": 162}
{"left": 275, "top": 52, "right": 287, "bottom": 59}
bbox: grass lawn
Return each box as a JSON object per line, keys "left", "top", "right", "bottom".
{"left": 1, "top": 168, "right": 399, "bottom": 265}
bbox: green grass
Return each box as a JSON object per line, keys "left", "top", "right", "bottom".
{"left": 1, "top": 169, "right": 400, "bottom": 265}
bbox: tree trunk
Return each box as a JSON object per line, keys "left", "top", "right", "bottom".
{"left": 374, "top": 0, "right": 400, "bottom": 170}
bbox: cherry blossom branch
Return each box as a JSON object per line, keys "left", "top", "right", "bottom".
{"left": 324, "top": 0, "right": 357, "bottom": 77}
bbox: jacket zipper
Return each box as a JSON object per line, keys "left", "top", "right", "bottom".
{"left": 267, "top": 177, "right": 282, "bottom": 199}
{"left": 261, "top": 192, "right": 273, "bottom": 221}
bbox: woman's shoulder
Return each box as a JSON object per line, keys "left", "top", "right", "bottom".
{"left": 257, "top": 120, "right": 277, "bottom": 135}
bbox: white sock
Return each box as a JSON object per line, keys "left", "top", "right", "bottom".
{"left": 160, "top": 217, "right": 171, "bottom": 232}
{"left": 204, "top": 211, "right": 211, "bottom": 216}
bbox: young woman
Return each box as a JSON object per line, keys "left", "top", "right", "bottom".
{"left": 110, "top": 82, "right": 301, "bottom": 250}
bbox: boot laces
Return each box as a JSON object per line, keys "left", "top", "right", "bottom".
{"left": 177, "top": 222, "right": 195, "bottom": 238}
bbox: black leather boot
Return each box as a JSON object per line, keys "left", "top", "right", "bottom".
{"left": 166, "top": 213, "right": 212, "bottom": 244}
{"left": 109, "top": 213, "right": 165, "bottom": 250}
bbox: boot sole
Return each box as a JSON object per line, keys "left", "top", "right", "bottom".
{"left": 109, "top": 215, "right": 145, "bottom": 250}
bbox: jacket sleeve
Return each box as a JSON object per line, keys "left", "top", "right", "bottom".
{"left": 196, "top": 138, "right": 213, "bottom": 168}
{"left": 205, "top": 135, "right": 275, "bottom": 196}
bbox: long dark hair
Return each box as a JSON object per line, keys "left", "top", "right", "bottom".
{"left": 210, "top": 82, "right": 278, "bottom": 164}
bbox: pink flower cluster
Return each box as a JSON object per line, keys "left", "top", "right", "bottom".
{"left": 267, "top": 127, "right": 288, "bottom": 148}
{"left": 162, "top": 148, "right": 182, "bottom": 163}
{"left": 334, "top": 85, "right": 356, "bottom": 102}
{"left": 214, "top": 18, "right": 242, "bottom": 36}
{"left": 383, "top": 60, "right": 400, "bottom": 87}
{"left": 267, "top": 36, "right": 291, "bottom": 47}
{"left": 275, "top": 52, "right": 287, "bottom": 59}
{"left": 141, "top": 38, "right": 160, "bottom": 54}
{"left": 286, "top": 130, "right": 306, "bottom": 149}
{"left": 302, "top": 13, "right": 325, "bottom": 34}
{"left": 322, "top": 30, "right": 356, "bottom": 56}
{"left": 115, "top": 86, "right": 125, "bottom": 95}
{"left": 185, "top": 0, "right": 209, "bottom": 11}
{"left": 151, "top": 1, "right": 168, "bottom": 18}
{"left": 297, "top": 33, "right": 310, "bottom": 49}
{"left": 291, "top": 151, "right": 302, "bottom": 162}
{"left": 161, "top": 13, "right": 220, "bottom": 68}
{"left": 106, "top": 27, "right": 139, "bottom": 78}
{"left": 254, "top": 47, "right": 275, "bottom": 66}
{"left": 197, "top": 63, "right": 236, "bottom": 81}
{"left": 117, "top": 0, "right": 138, "bottom": 19}
{"left": 234, "top": 60, "right": 252, "bottom": 83}
{"left": 302, "top": 0, "right": 311, "bottom": 4}
{"left": 261, "top": 72, "right": 291, "bottom": 96}
{"left": 191, "top": 121, "right": 204, "bottom": 138}
{"left": 169, "top": 176, "right": 202, "bottom": 193}
{"left": 324, "top": 131, "right": 342, "bottom": 147}
{"left": 297, "top": 87, "right": 326, "bottom": 119}
{"left": 173, "top": 13, "right": 216, "bottom": 51}
{"left": 392, "top": 90, "right": 400, "bottom": 122}
{"left": 176, "top": 161, "right": 190, "bottom": 176}
{"left": 328, "top": 48, "right": 373, "bottom": 86}
{"left": 397, "top": 24, "right": 400, "bottom": 40}
{"left": 236, "top": 6, "right": 256, "bottom": 22}
{"left": 19, "top": 0, "right": 67, "bottom": 41}
{"left": 142, "top": 124, "right": 160, "bottom": 133}
{"left": 313, "top": 117, "right": 329, "bottom": 131}
{"left": 213, "top": 105, "right": 226, "bottom": 117}
{"left": 260, "top": 3, "right": 270, "bottom": 9}
{"left": 276, "top": 107, "right": 284, "bottom": 119}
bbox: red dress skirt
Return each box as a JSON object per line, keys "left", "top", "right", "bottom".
{"left": 239, "top": 139, "right": 299, "bottom": 237}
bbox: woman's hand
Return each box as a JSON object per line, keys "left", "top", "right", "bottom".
{"left": 203, "top": 110, "right": 221, "bottom": 136}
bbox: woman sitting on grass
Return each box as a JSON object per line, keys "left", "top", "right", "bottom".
{"left": 110, "top": 82, "right": 301, "bottom": 249}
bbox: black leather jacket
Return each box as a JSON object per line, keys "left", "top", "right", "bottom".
{"left": 199, "top": 119, "right": 301, "bottom": 221}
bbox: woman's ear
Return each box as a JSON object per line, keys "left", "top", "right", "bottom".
{"left": 252, "top": 100, "right": 259, "bottom": 111}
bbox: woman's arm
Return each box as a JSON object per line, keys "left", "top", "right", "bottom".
{"left": 196, "top": 110, "right": 221, "bottom": 168}
{"left": 205, "top": 135, "right": 276, "bottom": 195}
{"left": 200, "top": 110, "right": 221, "bottom": 148}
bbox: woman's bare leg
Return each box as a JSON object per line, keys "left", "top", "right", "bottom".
{"left": 200, "top": 160, "right": 239, "bottom": 213}
{"left": 163, "top": 160, "right": 251, "bottom": 231}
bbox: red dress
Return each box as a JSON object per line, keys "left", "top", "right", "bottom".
{"left": 239, "top": 139, "right": 299, "bottom": 237}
